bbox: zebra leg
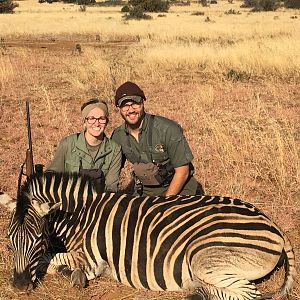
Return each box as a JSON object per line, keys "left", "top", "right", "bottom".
{"left": 187, "top": 275, "right": 261, "bottom": 300}
{"left": 186, "top": 286, "right": 210, "bottom": 300}
{"left": 57, "top": 265, "right": 87, "bottom": 288}
{"left": 38, "top": 251, "right": 90, "bottom": 287}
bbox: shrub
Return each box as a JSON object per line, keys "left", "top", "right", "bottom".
{"left": 241, "top": 0, "right": 280, "bottom": 11}
{"left": 94, "top": 0, "right": 126, "bottom": 6}
{"left": 241, "top": 0, "right": 257, "bottom": 6}
{"left": 173, "top": 0, "right": 190, "bottom": 6}
{"left": 284, "top": 0, "right": 300, "bottom": 8}
{"left": 0, "top": 0, "right": 18, "bottom": 13}
{"left": 63, "top": 0, "right": 95, "bottom": 4}
{"left": 121, "top": 5, "right": 130, "bottom": 11}
{"left": 79, "top": 4, "right": 86, "bottom": 11}
{"left": 225, "top": 8, "right": 241, "bottom": 14}
{"left": 225, "top": 69, "right": 251, "bottom": 81}
{"left": 77, "top": 0, "right": 95, "bottom": 4}
{"left": 123, "top": 5, "right": 153, "bottom": 19}
{"left": 143, "top": 0, "right": 169, "bottom": 11}
{"left": 191, "top": 11, "right": 205, "bottom": 15}
{"left": 129, "top": 0, "right": 169, "bottom": 12}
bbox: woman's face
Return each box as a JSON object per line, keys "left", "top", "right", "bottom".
{"left": 84, "top": 107, "right": 107, "bottom": 139}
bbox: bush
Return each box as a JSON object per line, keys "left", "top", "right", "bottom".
{"left": 191, "top": 11, "right": 205, "bottom": 15}
{"left": 63, "top": 0, "right": 95, "bottom": 4}
{"left": 0, "top": 0, "right": 18, "bottom": 13}
{"left": 94, "top": 0, "right": 126, "bottom": 6}
{"left": 241, "top": 0, "right": 280, "bottom": 11}
{"left": 129, "top": 0, "right": 169, "bottom": 12}
{"left": 284, "top": 0, "right": 300, "bottom": 8}
{"left": 121, "top": 5, "right": 130, "bottom": 11}
{"left": 225, "top": 8, "right": 241, "bottom": 14}
{"left": 143, "top": 0, "right": 169, "bottom": 11}
{"left": 241, "top": 0, "right": 256, "bottom": 6}
{"left": 225, "top": 69, "right": 251, "bottom": 81}
{"left": 171, "top": 0, "right": 190, "bottom": 6}
{"left": 123, "top": 5, "right": 153, "bottom": 19}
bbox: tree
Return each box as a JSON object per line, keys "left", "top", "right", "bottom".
{"left": 284, "top": 0, "right": 300, "bottom": 8}
{"left": 241, "top": 0, "right": 280, "bottom": 11}
{"left": 129, "top": 0, "right": 169, "bottom": 12}
{"left": 0, "top": 0, "right": 18, "bottom": 13}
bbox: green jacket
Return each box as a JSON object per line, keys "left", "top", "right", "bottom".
{"left": 112, "top": 113, "right": 198, "bottom": 196}
{"left": 47, "top": 131, "right": 122, "bottom": 192}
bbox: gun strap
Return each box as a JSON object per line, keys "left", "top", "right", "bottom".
{"left": 147, "top": 114, "right": 155, "bottom": 162}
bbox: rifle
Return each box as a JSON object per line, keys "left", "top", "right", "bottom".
{"left": 25, "top": 100, "right": 34, "bottom": 177}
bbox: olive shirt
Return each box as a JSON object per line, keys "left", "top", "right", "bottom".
{"left": 47, "top": 131, "right": 122, "bottom": 192}
{"left": 111, "top": 113, "right": 199, "bottom": 196}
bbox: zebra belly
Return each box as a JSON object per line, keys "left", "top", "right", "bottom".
{"left": 190, "top": 244, "right": 284, "bottom": 282}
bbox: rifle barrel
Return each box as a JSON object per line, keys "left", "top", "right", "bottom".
{"left": 25, "top": 100, "right": 34, "bottom": 176}
{"left": 26, "top": 100, "right": 32, "bottom": 153}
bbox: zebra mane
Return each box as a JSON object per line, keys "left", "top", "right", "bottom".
{"left": 15, "top": 176, "right": 32, "bottom": 224}
{"left": 15, "top": 171, "right": 97, "bottom": 223}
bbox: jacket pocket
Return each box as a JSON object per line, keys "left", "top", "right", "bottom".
{"left": 65, "top": 159, "right": 80, "bottom": 173}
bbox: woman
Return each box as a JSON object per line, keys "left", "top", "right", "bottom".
{"left": 47, "top": 98, "right": 121, "bottom": 193}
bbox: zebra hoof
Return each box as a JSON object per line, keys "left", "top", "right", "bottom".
{"left": 185, "top": 287, "right": 209, "bottom": 300}
{"left": 185, "top": 294, "right": 208, "bottom": 300}
{"left": 71, "top": 268, "right": 87, "bottom": 288}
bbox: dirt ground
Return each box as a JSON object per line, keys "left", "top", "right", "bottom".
{"left": 0, "top": 38, "right": 299, "bottom": 300}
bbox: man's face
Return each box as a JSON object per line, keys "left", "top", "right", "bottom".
{"left": 119, "top": 100, "right": 145, "bottom": 126}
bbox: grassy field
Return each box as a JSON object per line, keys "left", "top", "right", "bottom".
{"left": 0, "top": 0, "right": 299, "bottom": 299}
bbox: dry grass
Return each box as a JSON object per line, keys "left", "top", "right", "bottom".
{"left": 1, "top": 0, "right": 300, "bottom": 80}
{"left": 0, "top": 0, "right": 299, "bottom": 299}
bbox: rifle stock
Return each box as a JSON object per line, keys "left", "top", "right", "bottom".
{"left": 25, "top": 149, "right": 34, "bottom": 177}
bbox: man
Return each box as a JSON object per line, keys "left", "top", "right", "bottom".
{"left": 112, "top": 81, "right": 203, "bottom": 197}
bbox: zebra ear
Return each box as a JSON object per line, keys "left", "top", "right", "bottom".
{"left": 0, "top": 192, "right": 16, "bottom": 211}
{"left": 32, "top": 200, "right": 61, "bottom": 217}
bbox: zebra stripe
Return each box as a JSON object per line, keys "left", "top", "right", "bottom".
{"left": 0, "top": 172, "right": 296, "bottom": 299}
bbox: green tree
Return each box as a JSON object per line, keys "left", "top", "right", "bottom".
{"left": 0, "top": 0, "right": 18, "bottom": 13}
{"left": 242, "top": 0, "right": 280, "bottom": 11}
{"left": 62, "top": 0, "right": 95, "bottom": 4}
{"left": 284, "top": 0, "right": 300, "bottom": 8}
{"left": 129, "top": 0, "right": 169, "bottom": 12}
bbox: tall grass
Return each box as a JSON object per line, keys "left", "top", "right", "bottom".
{"left": 0, "top": 1, "right": 299, "bottom": 80}
{"left": 137, "top": 36, "right": 300, "bottom": 80}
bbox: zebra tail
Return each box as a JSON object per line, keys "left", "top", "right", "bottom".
{"left": 260, "top": 234, "right": 297, "bottom": 300}
{"left": 279, "top": 234, "right": 297, "bottom": 297}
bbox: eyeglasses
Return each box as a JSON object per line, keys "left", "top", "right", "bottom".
{"left": 85, "top": 116, "right": 107, "bottom": 124}
{"left": 120, "top": 102, "right": 141, "bottom": 112}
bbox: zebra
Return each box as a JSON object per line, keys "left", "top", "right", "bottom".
{"left": 0, "top": 172, "right": 296, "bottom": 299}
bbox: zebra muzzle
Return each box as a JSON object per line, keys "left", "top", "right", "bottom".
{"left": 11, "top": 267, "right": 34, "bottom": 291}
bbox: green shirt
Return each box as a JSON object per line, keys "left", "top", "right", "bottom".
{"left": 112, "top": 113, "right": 194, "bottom": 166}
{"left": 47, "top": 131, "right": 122, "bottom": 192}
{"left": 112, "top": 113, "right": 198, "bottom": 196}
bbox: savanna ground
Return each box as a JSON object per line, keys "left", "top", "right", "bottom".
{"left": 0, "top": 0, "right": 299, "bottom": 299}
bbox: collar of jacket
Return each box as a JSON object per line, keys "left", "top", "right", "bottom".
{"left": 74, "top": 131, "right": 112, "bottom": 163}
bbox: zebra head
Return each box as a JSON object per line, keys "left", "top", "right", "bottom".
{"left": 0, "top": 185, "right": 60, "bottom": 291}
